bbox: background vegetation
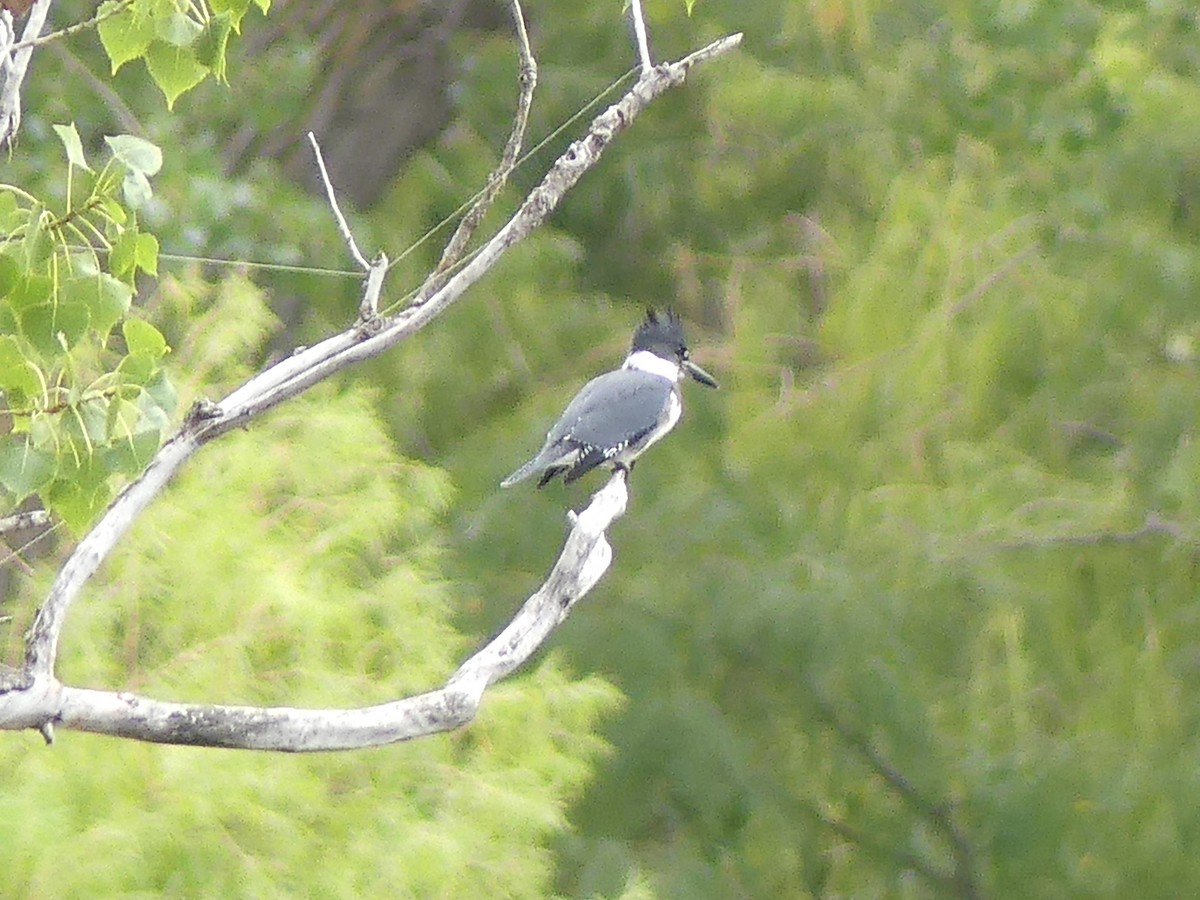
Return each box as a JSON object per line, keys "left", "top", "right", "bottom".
{"left": 3, "top": 0, "right": 1199, "bottom": 896}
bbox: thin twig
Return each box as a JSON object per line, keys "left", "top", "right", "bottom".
{"left": 423, "top": 0, "right": 537, "bottom": 295}
{"left": 209, "top": 34, "right": 742, "bottom": 432}
{"left": 949, "top": 243, "right": 1038, "bottom": 318}
{"left": 11, "top": 0, "right": 134, "bottom": 51}
{"left": 307, "top": 131, "right": 370, "bottom": 271}
{"left": 304, "top": 133, "right": 389, "bottom": 319}
{"left": 813, "top": 698, "right": 981, "bottom": 900}
{"left": 359, "top": 252, "right": 388, "bottom": 321}
{"left": 386, "top": 69, "right": 633, "bottom": 280}
{"left": 993, "top": 511, "right": 1189, "bottom": 551}
{"left": 628, "top": 0, "right": 653, "bottom": 73}
{"left": 804, "top": 801, "right": 958, "bottom": 893}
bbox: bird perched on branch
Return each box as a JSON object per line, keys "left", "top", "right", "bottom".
{"left": 501, "top": 309, "right": 718, "bottom": 488}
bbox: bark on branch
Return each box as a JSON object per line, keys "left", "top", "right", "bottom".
{"left": 0, "top": 0, "right": 51, "bottom": 145}
{"left": 0, "top": 473, "right": 627, "bottom": 749}
{"left": 0, "top": 29, "right": 742, "bottom": 746}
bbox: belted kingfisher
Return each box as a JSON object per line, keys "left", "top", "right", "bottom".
{"left": 501, "top": 309, "right": 718, "bottom": 488}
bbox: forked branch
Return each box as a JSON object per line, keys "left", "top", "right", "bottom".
{"left": 0, "top": 27, "right": 742, "bottom": 746}
{"left": 1, "top": 474, "right": 627, "bottom": 749}
{"left": 424, "top": 0, "right": 537, "bottom": 293}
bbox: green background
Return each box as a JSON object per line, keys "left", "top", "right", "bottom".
{"left": 3, "top": 0, "right": 1200, "bottom": 896}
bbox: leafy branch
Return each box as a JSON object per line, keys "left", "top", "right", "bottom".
{"left": 0, "top": 127, "right": 170, "bottom": 532}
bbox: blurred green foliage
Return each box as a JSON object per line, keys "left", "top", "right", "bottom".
{"left": 4, "top": 0, "right": 1200, "bottom": 897}
{"left": 425, "top": 1, "right": 1200, "bottom": 896}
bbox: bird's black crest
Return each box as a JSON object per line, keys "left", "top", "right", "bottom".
{"left": 631, "top": 308, "right": 688, "bottom": 358}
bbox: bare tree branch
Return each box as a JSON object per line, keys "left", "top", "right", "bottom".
{"left": 0, "top": 509, "right": 49, "bottom": 536}
{"left": 425, "top": 0, "right": 536, "bottom": 290}
{"left": 307, "top": 130, "right": 372, "bottom": 271}
{"left": 3, "top": 31, "right": 742, "bottom": 742}
{"left": 307, "top": 129, "right": 390, "bottom": 320}
{"left": 0, "top": 0, "right": 51, "bottom": 146}
{"left": 628, "top": 0, "right": 653, "bottom": 74}
{"left": 1, "top": 472, "right": 627, "bottom": 749}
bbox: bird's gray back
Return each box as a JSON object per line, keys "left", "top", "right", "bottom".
{"left": 547, "top": 369, "right": 674, "bottom": 448}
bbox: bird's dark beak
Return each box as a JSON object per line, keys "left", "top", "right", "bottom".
{"left": 683, "top": 359, "right": 719, "bottom": 388}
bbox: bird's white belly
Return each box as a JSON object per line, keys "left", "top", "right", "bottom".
{"left": 613, "top": 390, "right": 681, "bottom": 466}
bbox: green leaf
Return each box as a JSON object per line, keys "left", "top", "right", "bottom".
{"left": 0, "top": 334, "right": 40, "bottom": 402}
{"left": 68, "top": 250, "right": 101, "bottom": 277}
{"left": 118, "top": 352, "right": 155, "bottom": 384}
{"left": 155, "top": 10, "right": 203, "bottom": 47}
{"left": 0, "top": 191, "right": 20, "bottom": 230}
{"left": 27, "top": 414, "right": 55, "bottom": 450}
{"left": 122, "top": 170, "right": 153, "bottom": 211}
{"left": 136, "top": 232, "right": 159, "bottom": 276}
{"left": 96, "top": 195, "right": 128, "bottom": 227}
{"left": 95, "top": 274, "right": 136, "bottom": 339}
{"left": 195, "top": 12, "right": 234, "bottom": 81}
{"left": 105, "top": 134, "right": 163, "bottom": 177}
{"left": 110, "top": 230, "right": 158, "bottom": 280}
{"left": 104, "top": 395, "right": 140, "bottom": 438}
{"left": 74, "top": 397, "right": 110, "bottom": 445}
{"left": 122, "top": 318, "right": 169, "bottom": 359}
{"left": 19, "top": 302, "right": 91, "bottom": 355}
{"left": 97, "top": 1, "right": 155, "bottom": 74}
{"left": 98, "top": 274, "right": 135, "bottom": 326}
{"left": 0, "top": 438, "right": 56, "bottom": 499}
{"left": 210, "top": 0, "right": 252, "bottom": 15}
{"left": 211, "top": 0, "right": 270, "bottom": 17}
{"left": 107, "top": 229, "right": 159, "bottom": 281}
{"left": 134, "top": 389, "right": 171, "bottom": 436}
{"left": 102, "top": 428, "right": 162, "bottom": 477}
{"left": 57, "top": 274, "right": 130, "bottom": 340}
{"left": 52, "top": 123, "right": 92, "bottom": 172}
{"left": 0, "top": 253, "right": 20, "bottom": 297}
{"left": 21, "top": 214, "right": 52, "bottom": 268}
{"left": 109, "top": 229, "right": 138, "bottom": 280}
{"left": 45, "top": 462, "right": 111, "bottom": 532}
{"left": 6, "top": 274, "right": 53, "bottom": 314}
{"left": 144, "top": 40, "right": 208, "bottom": 109}
{"left": 142, "top": 368, "right": 177, "bottom": 417}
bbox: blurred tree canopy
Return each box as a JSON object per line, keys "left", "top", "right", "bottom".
{"left": 3, "top": 0, "right": 1200, "bottom": 897}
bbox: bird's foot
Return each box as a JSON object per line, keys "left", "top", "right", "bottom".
{"left": 613, "top": 461, "right": 634, "bottom": 490}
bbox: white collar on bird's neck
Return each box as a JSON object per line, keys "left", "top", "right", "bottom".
{"left": 622, "top": 350, "right": 682, "bottom": 382}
